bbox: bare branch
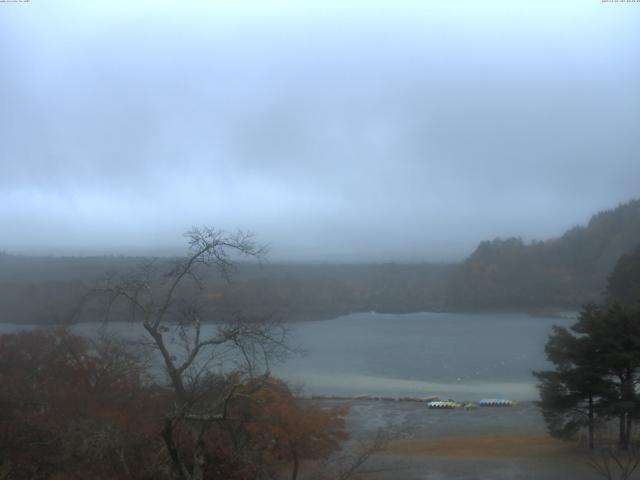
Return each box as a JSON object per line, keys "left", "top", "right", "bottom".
{"left": 81, "top": 226, "right": 287, "bottom": 480}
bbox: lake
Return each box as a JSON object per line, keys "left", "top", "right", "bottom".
{"left": 276, "top": 311, "right": 574, "bottom": 401}
{"left": 0, "top": 311, "right": 574, "bottom": 402}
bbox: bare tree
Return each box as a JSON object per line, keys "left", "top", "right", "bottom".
{"left": 307, "top": 429, "right": 392, "bottom": 480}
{"left": 98, "top": 227, "right": 290, "bottom": 480}
{"left": 585, "top": 444, "right": 640, "bottom": 480}
{"left": 333, "top": 430, "right": 391, "bottom": 480}
{"left": 585, "top": 426, "right": 640, "bottom": 480}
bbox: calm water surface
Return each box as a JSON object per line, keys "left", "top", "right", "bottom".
{"left": 0, "top": 312, "right": 574, "bottom": 401}
{"left": 276, "top": 312, "right": 574, "bottom": 401}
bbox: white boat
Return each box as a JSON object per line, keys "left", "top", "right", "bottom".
{"left": 427, "top": 400, "right": 463, "bottom": 409}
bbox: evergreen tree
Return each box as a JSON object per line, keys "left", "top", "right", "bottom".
{"left": 574, "top": 304, "right": 640, "bottom": 449}
{"left": 534, "top": 313, "right": 613, "bottom": 449}
{"left": 535, "top": 304, "right": 640, "bottom": 449}
{"left": 608, "top": 246, "right": 640, "bottom": 307}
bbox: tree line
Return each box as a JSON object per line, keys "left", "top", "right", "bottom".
{"left": 448, "top": 199, "right": 640, "bottom": 309}
{"left": 3, "top": 199, "right": 639, "bottom": 325}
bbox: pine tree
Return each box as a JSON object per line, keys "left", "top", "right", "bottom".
{"left": 535, "top": 304, "right": 640, "bottom": 450}
{"left": 534, "top": 312, "right": 614, "bottom": 449}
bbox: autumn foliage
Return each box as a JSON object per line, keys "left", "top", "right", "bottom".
{"left": 230, "top": 378, "right": 349, "bottom": 479}
{"left": 0, "top": 330, "right": 349, "bottom": 479}
{"left": 0, "top": 329, "right": 168, "bottom": 479}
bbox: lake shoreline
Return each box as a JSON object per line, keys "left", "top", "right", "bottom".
{"left": 0, "top": 306, "right": 580, "bottom": 326}
{"left": 338, "top": 399, "right": 600, "bottom": 479}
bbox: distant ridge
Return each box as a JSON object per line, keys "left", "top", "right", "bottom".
{"left": 1, "top": 199, "right": 639, "bottom": 323}
{"left": 446, "top": 199, "right": 640, "bottom": 309}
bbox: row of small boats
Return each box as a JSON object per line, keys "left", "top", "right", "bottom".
{"left": 309, "top": 394, "right": 516, "bottom": 408}
{"left": 427, "top": 399, "right": 516, "bottom": 409}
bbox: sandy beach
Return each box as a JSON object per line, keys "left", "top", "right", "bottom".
{"left": 384, "top": 432, "right": 572, "bottom": 459}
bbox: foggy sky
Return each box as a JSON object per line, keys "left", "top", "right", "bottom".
{"left": 1, "top": 1, "right": 639, "bottom": 261}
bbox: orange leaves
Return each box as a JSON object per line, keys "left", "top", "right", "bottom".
{"left": 235, "top": 377, "right": 349, "bottom": 473}
{"left": 0, "top": 331, "right": 350, "bottom": 480}
{"left": 0, "top": 329, "right": 168, "bottom": 479}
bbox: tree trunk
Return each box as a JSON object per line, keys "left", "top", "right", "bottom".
{"left": 620, "top": 374, "right": 634, "bottom": 450}
{"left": 620, "top": 413, "right": 627, "bottom": 448}
{"left": 291, "top": 448, "right": 299, "bottom": 480}
{"left": 588, "top": 394, "right": 594, "bottom": 450}
{"left": 190, "top": 423, "right": 207, "bottom": 480}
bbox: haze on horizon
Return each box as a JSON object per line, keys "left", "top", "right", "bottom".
{"left": 1, "top": 1, "right": 639, "bottom": 261}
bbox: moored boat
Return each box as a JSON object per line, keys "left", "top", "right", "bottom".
{"left": 478, "top": 398, "right": 515, "bottom": 407}
{"left": 427, "top": 400, "right": 464, "bottom": 409}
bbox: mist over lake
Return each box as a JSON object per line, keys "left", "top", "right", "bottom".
{"left": 2, "top": 2, "right": 638, "bottom": 478}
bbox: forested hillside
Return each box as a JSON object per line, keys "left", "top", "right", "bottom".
{"left": 446, "top": 199, "right": 640, "bottom": 309}
{"left": 607, "top": 244, "right": 640, "bottom": 306}
{"left": 0, "top": 255, "right": 453, "bottom": 323}
{"left": 2, "top": 199, "right": 638, "bottom": 323}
